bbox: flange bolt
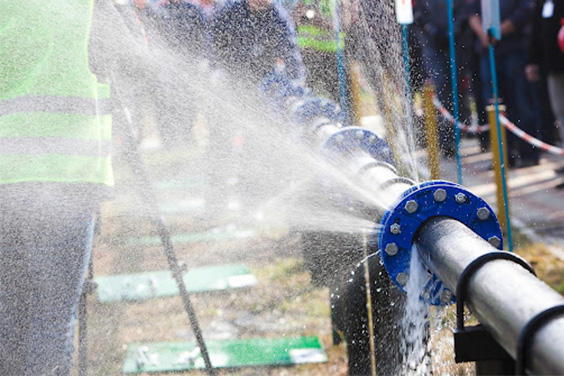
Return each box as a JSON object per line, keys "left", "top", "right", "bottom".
{"left": 488, "top": 236, "right": 502, "bottom": 248}
{"left": 440, "top": 289, "right": 453, "bottom": 304}
{"left": 396, "top": 272, "right": 409, "bottom": 286}
{"left": 405, "top": 200, "right": 419, "bottom": 214}
{"left": 433, "top": 188, "right": 447, "bottom": 202}
{"left": 390, "top": 223, "right": 401, "bottom": 235}
{"left": 477, "top": 207, "right": 490, "bottom": 221}
{"left": 455, "top": 192, "right": 467, "bottom": 204}
{"left": 385, "top": 243, "right": 399, "bottom": 256}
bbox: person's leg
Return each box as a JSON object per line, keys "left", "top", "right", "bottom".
{"left": 501, "top": 52, "right": 541, "bottom": 165}
{"left": 0, "top": 195, "right": 95, "bottom": 376}
{"left": 484, "top": 53, "right": 523, "bottom": 165}
{"left": 547, "top": 73, "right": 564, "bottom": 147}
{"left": 24, "top": 206, "right": 94, "bottom": 376}
{"left": 0, "top": 217, "right": 32, "bottom": 376}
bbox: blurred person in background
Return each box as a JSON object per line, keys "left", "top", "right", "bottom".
{"left": 468, "top": 0, "right": 541, "bottom": 168}
{"left": 204, "top": 0, "right": 306, "bottom": 214}
{"left": 290, "top": 0, "right": 341, "bottom": 102}
{"left": 140, "top": 0, "right": 208, "bottom": 149}
{"left": 526, "top": 0, "right": 564, "bottom": 178}
{"left": 414, "top": 0, "right": 473, "bottom": 158}
{"left": 210, "top": 0, "right": 306, "bottom": 84}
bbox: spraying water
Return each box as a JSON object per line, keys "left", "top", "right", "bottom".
{"left": 400, "top": 245, "right": 432, "bottom": 375}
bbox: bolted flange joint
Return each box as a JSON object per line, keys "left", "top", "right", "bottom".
{"left": 378, "top": 181, "right": 503, "bottom": 306}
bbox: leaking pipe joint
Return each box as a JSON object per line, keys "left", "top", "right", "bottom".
{"left": 378, "top": 183, "right": 564, "bottom": 374}
{"left": 378, "top": 181, "right": 503, "bottom": 305}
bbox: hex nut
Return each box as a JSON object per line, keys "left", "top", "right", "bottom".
{"left": 455, "top": 192, "right": 467, "bottom": 204}
{"left": 477, "top": 207, "right": 490, "bottom": 221}
{"left": 488, "top": 236, "right": 501, "bottom": 248}
{"left": 434, "top": 188, "right": 447, "bottom": 202}
{"left": 390, "top": 223, "right": 401, "bottom": 235}
{"left": 385, "top": 243, "right": 399, "bottom": 256}
{"left": 440, "top": 289, "right": 453, "bottom": 303}
{"left": 396, "top": 272, "right": 409, "bottom": 286}
{"left": 405, "top": 200, "right": 419, "bottom": 214}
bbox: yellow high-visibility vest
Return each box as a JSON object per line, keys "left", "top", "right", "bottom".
{"left": 0, "top": 1, "right": 113, "bottom": 186}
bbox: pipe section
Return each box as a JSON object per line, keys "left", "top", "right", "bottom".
{"left": 262, "top": 70, "right": 413, "bottom": 222}
{"left": 417, "top": 218, "right": 564, "bottom": 375}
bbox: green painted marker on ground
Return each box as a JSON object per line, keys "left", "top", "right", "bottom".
{"left": 95, "top": 264, "right": 258, "bottom": 303}
{"left": 122, "top": 336, "right": 327, "bottom": 373}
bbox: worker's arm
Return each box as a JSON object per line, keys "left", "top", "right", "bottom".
{"left": 468, "top": 14, "right": 489, "bottom": 47}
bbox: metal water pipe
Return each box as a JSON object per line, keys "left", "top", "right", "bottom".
{"left": 417, "top": 218, "right": 564, "bottom": 375}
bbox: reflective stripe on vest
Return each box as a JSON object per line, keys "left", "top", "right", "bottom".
{"left": 297, "top": 25, "right": 345, "bottom": 53}
{"left": 0, "top": 96, "right": 112, "bottom": 117}
{"left": 1, "top": 1, "right": 113, "bottom": 187}
{"left": 0, "top": 138, "right": 111, "bottom": 157}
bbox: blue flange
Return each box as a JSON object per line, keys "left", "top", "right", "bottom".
{"left": 321, "top": 127, "right": 395, "bottom": 166}
{"left": 292, "top": 97, "right": 341, "bottom": 125}
{"left": 378, "top": 180, "right": 503, "bottom": 305}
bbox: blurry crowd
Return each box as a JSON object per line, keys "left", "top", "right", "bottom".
{"left": 406, "top": 0, "right": 564, "bottom": 174}
{"left": 294, "top": 0, "right": 564, "bottom": 174}
{"left": 102, "top": 0, "right": 564, "bottom": 174}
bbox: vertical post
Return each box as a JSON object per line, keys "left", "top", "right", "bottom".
{"left": 362, "top": 232, "right": 377, "bottom": 376}
{"left": 487, "top": 104, "right": 512, "bottom": 250}
{"left": 349, "top": 60, "right": 364, "bottom": 126}
{"left": 109, "top": 73, "right": 216, "bottom": 375}
{"left": 422, "top": 82, "right": 441, "bottom": 179}
{"left": 332, "top": 0, "right": 349, "bottom": 125}
{"left": 394, "top": 0, "right": 417, "bottom": 178}
{"left": 447, "top": 0, "right": 463, "bottom": 184}
{"left": 401, "top": 24, "right": 417, "bottom": 176}
{"left": 487, "top": 36, "right": 513, "bottom": 251}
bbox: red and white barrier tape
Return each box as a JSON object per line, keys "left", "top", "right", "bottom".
{"left": 499, "top": 115, "right": 564, "bottom": 157}
{"left": 432, "top": 96, "right": 490, "bottom": 134}
{"left": 432, "top": 95, "right": 564, "bottom": 157}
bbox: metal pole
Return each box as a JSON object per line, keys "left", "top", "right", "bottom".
{"left": 447, "top": 0, "right": 463, "bottom": 184}
{"left": 416, "top": 217, "right": 564, "bottom": 375}
{"left": 487, "top": 104, "right": 511, "bottom": 238}
{"left": 487, "top": 29, "right": 513, "bottom": 251}
{"left": 118, "top": 122, "right": 216, "bottom": 376}
{"left": 332, "top": 0, "right": 349, "bottom": 125}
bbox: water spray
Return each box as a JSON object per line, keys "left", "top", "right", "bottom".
{"left": 263, "top": 70, "right": 564, "bottom": 375}
{"left": 110, "top": 73, "right": 217, "bottom": 375}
